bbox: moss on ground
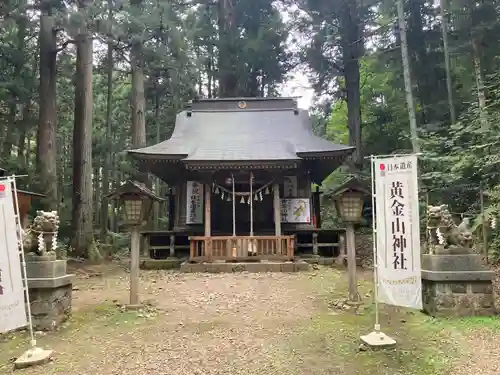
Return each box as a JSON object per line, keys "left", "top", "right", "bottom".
{"left": 0, "top": 303, "right": 157, "bottom": 373}
{"left": 271, "top": 268, "right": 465, "bottom": 375}
{"left": 0, "top": 268, "right": 488, "bottom": 375}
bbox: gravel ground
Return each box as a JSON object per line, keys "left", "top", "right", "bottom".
{"left": 453, "top": 329, "right": 500, "bottom": 375}
{"left": 2, "top": 263, "right": 500, "bottom": 375}
{"left": 452, "top": 266, "right": 500, "bottom": 375}
{"left": 6, "top": 264, "right": 327, "bottom": 375}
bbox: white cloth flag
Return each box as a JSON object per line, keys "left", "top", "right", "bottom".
{"left": 374, "top": 155, "right": 422, "bottom": 309}
{"left": 0, "top": 180, "right": 28, "bottom": 333}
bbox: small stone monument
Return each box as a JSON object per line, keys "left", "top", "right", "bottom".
{"left": 422, "top": 204, "right": 495, "bottom": 316}
{"left": 23, "top": 211, "right": 74, "bottom": 330}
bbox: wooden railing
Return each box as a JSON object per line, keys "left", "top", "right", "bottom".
{"left": 189, "top": 235, "right": 295, "bottom": 262}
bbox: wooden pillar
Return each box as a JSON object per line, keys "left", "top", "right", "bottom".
{"left": 312, "top": 232, "right": 318, "bottom": 255}
{"left": 273, "top": 183, "right": 281, "bottom": 236}
{"left": 174, "top": 184, "right": 181, "bottom": 228}
{"left": 480, "top": 187, "right": 488, "bottom": 263}
{"left": 141, "top": 233, "right": 148, "bottom": 257}
{"left": 130, "top": 226, "right": 141, "bottom": 306}
{"left": 204, "top": 184, "right": 211, "bottom": 260}
{"left": 167, "top": 189, "right": 175, "bottom": 231}
{"left": 273, "top": 183, "right": 281, "bottom": 254}
{"left": 346, "top": 224, "right": 359, "bottom": 301}
{"left": 204, "top": 184, "right": 211, "bottom": 236}
{"left": 169, "top": 234, "right": 175, "bottom": 258}
{"left": 312, "top": 187, "right": 321, "bottom": 228}
{"left": 336, "top": 232, "right": 346, "bottom": 265}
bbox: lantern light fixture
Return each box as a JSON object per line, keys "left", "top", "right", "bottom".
{"left": 329, "top": 176, "right": 371, "bottom": 224}
{"left": 107, "top": 180, "right": 164, "bottom": 227}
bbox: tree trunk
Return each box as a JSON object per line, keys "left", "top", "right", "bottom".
{"left": 19, "top": 41, "right": 38, "bottom": 168}
{"left": 217, "top": 0, "right": 238, "bottom": 97}
{"left": 396, "top": 0, "right": 420, "bottom": 153}
{"left": 472, "top": 39, "right": 488, "bottom": 128}
{"left": 26, "top": 130, "right": 32, "bottom": 166}
{"left": 94, "top": 163, "right": 101, "bottom": 225}
{"left": 100, "top": 1, "right": 114, "bottom": 242}
{"left": 439, "top": 0, "right": 456, "bottom": 124}
{"left": 71, "top": 8, "right": 94, "bottom": 258}
{"left": 2, "top": 4, "right": 28, "bottom": 161}
{"left": 37, "top": 11, "right": 58, "bottom": 209}
{"left": 130, "top": 38, "right": 148, "bottom": 184}
{"left": 153, "top": 79, "right": 161, "bottom": 228}
{"left": 17, "top": 111, "right": 27, "bottom": 167}
{"left": 408, "top": 0, "right": 429, "bottom": 125}
{"left": 3, "top": 104, "right": 16, "bottom": 161}
{"left": 111, "top": 152, "right": 120, "bottom": 233}
{"left": 339, "top": 0, "right": 363, "bottom": 168}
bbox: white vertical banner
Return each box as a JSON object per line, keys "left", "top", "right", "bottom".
{"left": 186, "top": 181, "right": 203, "bottom": 224}
{"left": 0, "top": 179, "right": 28, "bottom": 333}
{"left": 373, "top": 155, "right": 422, "bottom": 309}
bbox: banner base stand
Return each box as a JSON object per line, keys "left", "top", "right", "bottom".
{"left": 14, "top": 347, "right": 53, "bottom": 369}
{"left": 360, "top": 331, "right": 396, "bottom": 348}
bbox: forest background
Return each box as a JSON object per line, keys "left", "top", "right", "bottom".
{"left": 1, "top": 0, "right": 499, "bottom": 259}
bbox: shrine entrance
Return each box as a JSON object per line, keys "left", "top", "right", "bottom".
{"left": 211, "top": 182, "right": 275, "bottom": 236}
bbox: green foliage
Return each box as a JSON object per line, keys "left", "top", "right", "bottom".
{"left": 3, "top": 0, "right": 500, "bottom": 258}
{"left": 0, "top": 0, "right": 293, "bottom": 257}
{"left": 303, "top": 0, "right": 500, "bottom": 241}
{"left": 418, "top": 70, "right": 500, "bottom": 261}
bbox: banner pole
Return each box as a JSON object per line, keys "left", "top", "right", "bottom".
{"left": 11, "top": 176, "right": 36, "bottom": 347}
{"left": 360, "top": 159, "right": 396, "bottom": 348}
{"left": 11, "top": 175, "right": 54, "bottom": 368}
{"left": 370, "top": 157, "right": 381, "bottom": 332}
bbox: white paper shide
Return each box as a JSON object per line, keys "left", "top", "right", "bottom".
{"left": 186, "top": 181, "right": 203, "bottom": 224}
{"left": 374, "top": 155, "right": 422, "bottom": 309}
{"left": 0, "top": 180, "right": 28, "bottom": 333}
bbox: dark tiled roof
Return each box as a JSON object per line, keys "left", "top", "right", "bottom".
{"left": 128, "top": 99, "right": 354, "bottom": 162}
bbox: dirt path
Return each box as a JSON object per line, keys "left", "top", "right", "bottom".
{"left": 2, "top": 263, "right": 497, "bottom": 375}
{"left": 452, "top": 330, "right": 500, "bottom": 375}
{"left": 4, "top": 265, "right": 331, "bottom": 375}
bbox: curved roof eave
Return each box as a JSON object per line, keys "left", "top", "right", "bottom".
{"left": 296, "top": 147, "right": 356, "bottom": 159}
{"left": 127, "top": 151, "right": 186, "bottom": 161}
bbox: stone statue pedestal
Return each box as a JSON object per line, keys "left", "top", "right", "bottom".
{"left": 25, "top": 253, "right": 74, "bottom": 331}
{"left": 421, "top": 247, "right": 495, "bottom": 317}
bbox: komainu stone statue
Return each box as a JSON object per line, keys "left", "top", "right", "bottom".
{"left": 22, "top": 210, "right": 60, "bottom": 256}
{"left": 426, "top": 204, "right": 473, "bottom": 252}
{"left": 422, "top": 203, "right": 495, "bottom": 317}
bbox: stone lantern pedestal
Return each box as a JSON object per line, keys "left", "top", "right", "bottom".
{"left": 421, "top": 246, "right": 495, "bottom": 317}
{"left": 25, "top": 253, "right": 74, "bottom": 331}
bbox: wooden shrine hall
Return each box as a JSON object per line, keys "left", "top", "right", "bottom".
{"left": 128, "top": 97, "right": 354, "bottom": 264}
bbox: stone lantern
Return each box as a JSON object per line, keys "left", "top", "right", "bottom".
{"left": 330, "top": 176, "right": 370, "bottom": 302}
{"left": 107, "top": 180, "right": 164, "bottom": 306}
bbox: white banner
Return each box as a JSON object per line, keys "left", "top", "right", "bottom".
{"left": 0, "top": 180, "right": 28, "bottom": 333}
{"left": 280, "top": 198, "right": 311, "bottom": 223}
{"left": 373, "top": 155, "right": 422, "bottom": 309}
{"left": 186, "top": 181, "right": 203, "bottom": 224}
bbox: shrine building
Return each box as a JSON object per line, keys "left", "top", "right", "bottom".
{"left": 128, "top": 97, "right": 354, "bottom": 265}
